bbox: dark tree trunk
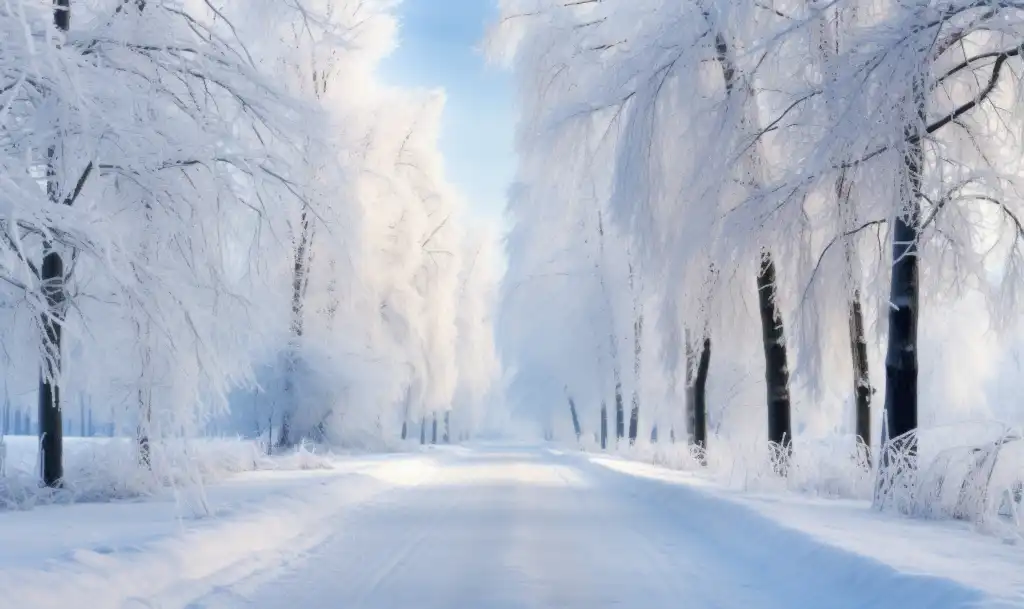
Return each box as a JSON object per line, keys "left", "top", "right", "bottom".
{"left": 687, "top": 336, "right": 711, "bottom": 463}
{"left": 420, "top": 416, "right": 426, "bottom": 445}
{"left": 627, "top": 403, "right": 639, "bottom": 445}
{"left": 138, "top": 426, "right": 150, "bottom": 467}
{"left": 431, "top": 413, "right": 437, "bottom": 445}
{"left": 567, "top": 395, "right": 581, "bottom": 440}
{"left": 400, "top": 386, "right": 411, "bottom": 440}
{"left": 39, "top": 215, "right": 65, "bottom": 485}
{"left": 600, "top": 402, "right": 608, "bottom": 450}
{"left": 835, "top": 173, "right": 873, "bottom": 463}
{"left": 828, "top": 18, "right": 874, "bottom": 464}
{"left": 54, "top": 0, "right": 69, "bottom": 29}
{"left": 883, "top": 77, "right": 924, "bottom": 465}
{"left": 443, "top": 412, "right": 450, "bottom": 444}
{"left": 614, "top": 385, "right": 624, "bottom": 440}
{"left": 38, "top": 0, "right": 71, "bottom": 487}
{"left": 710, "top": 23, "right": 794, "bottom": 460}
{"left": 849, "top": 293, "right": 873, "bottom": 456}
{"left": 757, "top": 252, "right": 792, "bottom": 454}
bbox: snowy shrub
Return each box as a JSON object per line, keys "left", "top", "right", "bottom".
{"left": 592, "top": 431, "right": 874, "bottom": 499}
{"left": 581, "top": 419, "right": 1024, "bottom": 538}
{"left": 874, "top": 423, "right": 1024, "bottom": 537}
{"left": 0, "top": 436, "right": 332, "bottom": 512}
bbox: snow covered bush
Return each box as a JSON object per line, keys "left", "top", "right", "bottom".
{"left": 875, "top": 423, "right": 1024, "bottom": 537}
{"left": 0, "top": 436, "right": 333, "bottom": 512}
{"left": 587, "top": 432, "right": 874, "bottom": 500}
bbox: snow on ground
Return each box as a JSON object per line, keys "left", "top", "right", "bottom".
{"left": 589, "top": 453, "right": 1024, "bottom": 607}
{"left": 0, "top": 450, "right": 438, "bottom": 609}
{"left": 2, "top": 443, "right": 1023, "bottom": 609}
{"left": 0, "top": 435, "right": 338, "bottom": 509}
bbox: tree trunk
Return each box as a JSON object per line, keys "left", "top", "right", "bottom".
{"left": 136, "top": 197, "right": 154, "bottom": 468}
{"left": 600, "top": 402, "right": 608, "bottom": 450}
{"left": 628, "top": 313, "right": 642, "bottom": 445}
{"left": 835, "top": 173, "right": 873, "bottom": 462}
{"left": 849, "top": 293, "right": 872, "bottom": 457}
{"left": 400, "top": 385, "right": 412, "bottom": 440}
{"left": 38, "top": 0, "right": 71, "bottom": 487}
{"left": 627, "top": 259, "right": 642, "bottom": 446}
{"left": 757, "top": 252, "right": 792, "bottom": 455}
{"left": 567, "top": 395, "right": 581, "bottom": 440}
{"left": 39, "top": 198, "right": 65, "bottom": 485}
{"left": 686, "top": 334, "right": 711, "bottom": 463}
{"left": 627, "top": 399, "right": 639, "bottom": 444}
{"left": 443, "top": 411, "right": 450, "bottom": 444}
{"left": 711, "top": 26, "right": 794, "bottom": 461}
{"left": 595, "top": 211, "right": 625, "bottom": 443}
{"left": 826, "top": 0, "right": 873, "bottom": 464}
{"left": 137, "top": 386, "right": 151, "bottom": 468}
{"left": 431, "top": 413, "right": 437, "bottom": 445}
{"left": 883, "top": 76, "right": 924, "bottom": 466}
{"left": 615, "top": 385, "right": 624, "bottom": 440}
{"left": 420, "top": 416, "right": 426, "bottom": 445}
{"left": 279, "top": 208, "right": 314, "bottom": 449}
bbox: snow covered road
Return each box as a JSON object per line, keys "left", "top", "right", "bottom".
{"left": 157, "top": 445, "right": 1022, "bottom": 609}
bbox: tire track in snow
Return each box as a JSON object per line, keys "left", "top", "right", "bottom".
{"left": 341, "top": 488, "right": 459, "bottom": 607}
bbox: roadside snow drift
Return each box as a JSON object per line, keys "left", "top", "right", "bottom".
{"left": 0, "top": 454, "right": 436, "bottom": 609}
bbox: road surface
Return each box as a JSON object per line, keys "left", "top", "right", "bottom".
{"left": 173, "top": 444, "right": 1005, "bottom": 609}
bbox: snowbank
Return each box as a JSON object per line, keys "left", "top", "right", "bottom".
{"left": 586, "top": 453, "right": 1024, "bottom": 608}
{"left": 578, "top": 432, "right": 873, "bottom": 497}
{"left": 0, "top": 435, "right": 334, "bottom": 511}
{"left": 0, "top": 452, "right": 437, "bottom": 609}
{"left": 573, "top": 421, "right": 1024, "bottom": 540}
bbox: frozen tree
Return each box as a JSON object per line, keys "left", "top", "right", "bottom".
{"left": 491, "top": 0, "right": 1024, "bottom": 482}
{"left": 0, "top": 0, "right": 337, "bottom": 483}
{"left": 0, "top": 0, "right": 499, "bottom": 486}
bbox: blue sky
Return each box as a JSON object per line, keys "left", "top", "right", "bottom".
{"left": 380, "top": 0, "right": 516, "bottom": 230}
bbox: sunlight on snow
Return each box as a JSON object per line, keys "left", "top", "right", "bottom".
{"left": 588, "top": 457, "right": 714, "bottom": 488}
{"left": 431, "top": 462, "right": 588, "bottom": 487}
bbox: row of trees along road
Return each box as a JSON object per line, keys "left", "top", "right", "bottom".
{"left": 493, "top": 0, "right": 1024, "bottom": 472}
{"left": 2, "top": 0, "right": 499, "bottom": 487}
